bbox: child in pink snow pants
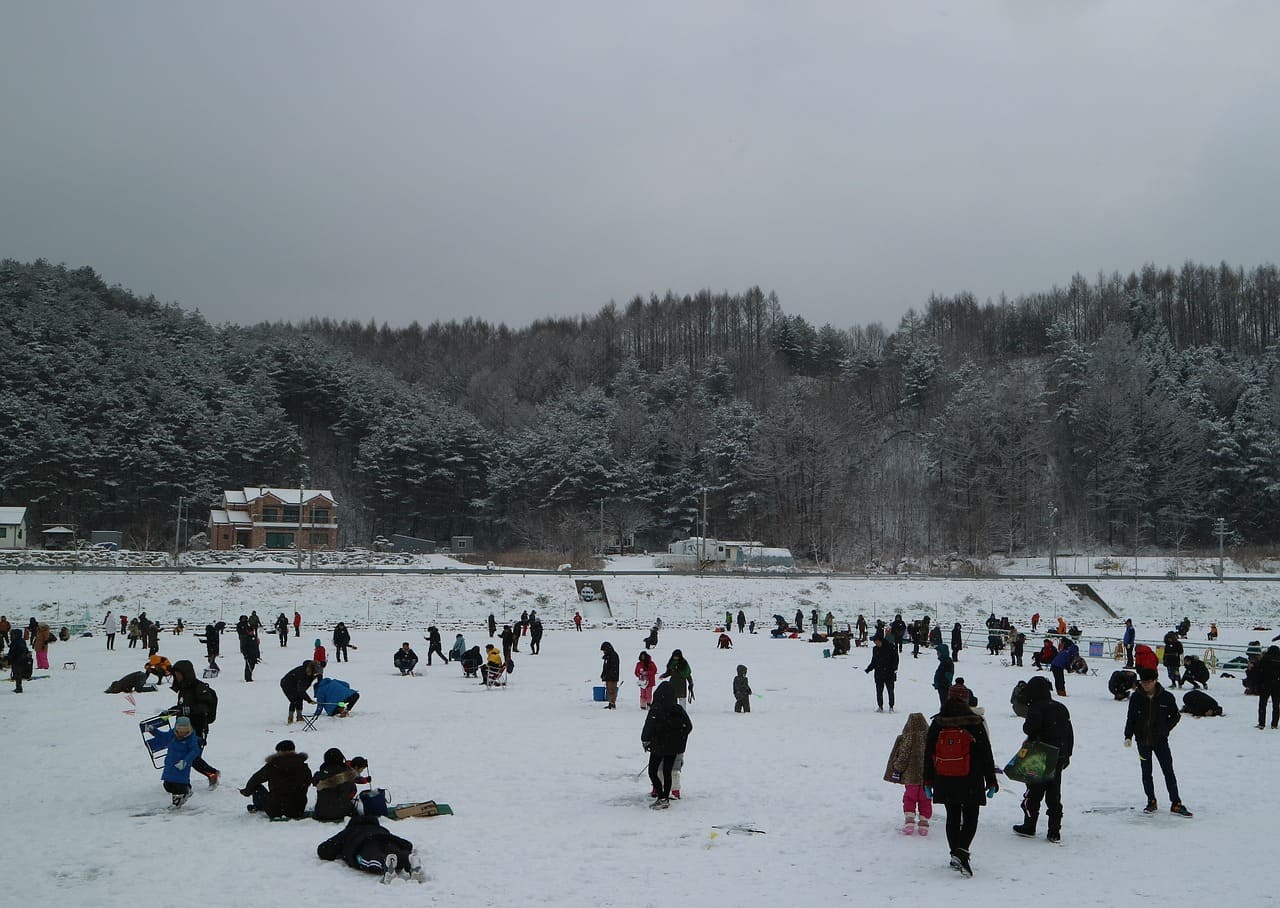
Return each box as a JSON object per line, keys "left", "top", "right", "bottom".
{"left": 635, "top": 652, "right": 657, "bottom": 709}
{"left": 884, "top": 712, "right": 934, "bottom": 835}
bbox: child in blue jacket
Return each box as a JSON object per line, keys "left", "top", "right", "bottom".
{"left": 314, "top": 677, "right": 361, "bottom": 717}
{"left": 153, "top": 716, "right": 203, "bottom": 807}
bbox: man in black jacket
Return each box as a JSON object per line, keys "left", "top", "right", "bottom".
{"left": 1012, "top": 676, "right": 1073, "bottom": 842}
{"left": 600, "top": 642, "right": 620, "bottom": 709}
{"left": 240, "top": 739, "right": 311, "bottom": 819}
{"left": 281, "top": 660, "right": 320, "bottom": 725}
{"left": 864, "top": 634, "right": 898, "bottom": 711}
{"left": 1124, "top": 667, "right": 1191, "bottom": 817}
{"left": 169, "top": 659, "right": 221, "bottom": 788}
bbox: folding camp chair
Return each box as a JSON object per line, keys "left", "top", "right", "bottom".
{"left": 139, "top": 714, "right": 172, "bottom": 769}
{"left": 483, "top": 661, "right": 508, "bottom": 688}
{"left": 302, "top": 703, "right": 349, "bottom": 731}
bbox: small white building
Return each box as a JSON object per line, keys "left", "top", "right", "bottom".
{"left": 657, "top": 536, "right": 795, "bottom": 570}
{"left": 0, "top": 506, "right": 28, "bottom": 550}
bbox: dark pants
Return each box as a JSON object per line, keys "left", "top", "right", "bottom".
{"left": 278, "top": 630, "right": 288, "bottom": 646}
{"left": 335, "top": 645, "right": 348, "bottom": 662}
{"left": 1124, "top": 644, "right": 1134, "bottom": 668}
{"left": 1011, "top": 645, "right": 1023, "bottom": 666}
{"left": 937, "top": 688, "right": 948, "bottom": 709}
{"left": 648, "top": 753, "right": 676, "bottom": 798}
{"left": 354, "top": 837, "right": 413, "bottom": 874}
{"left": 942, "top": 799, "right": 981, "bottom": 854}
{"left": 427, "top": 643, "right": 445, "bottom": 665}
{"left": 735, "top": 695, "right": 751, "bottom": 713}
{"left": 106, "top": 633, "right": 115, "bottom": 650}
{"left": 243, "top": 657, "right": 255, "bottom": 681}
{"left": 1051, "top": 666, "right": 1066, "bottom": 696}
{"left": 1259, "top": 688, "right": 1280, "bottom": 728}
{"left": 1136, "top": 739, "right": 1180, "bottom": 804}
{"left": 874, "top": 678, "right": 895, "bottom": 710}
{"left": 1164, "top": 661, "right": 1180, "bottom": 687}
{"left": 530, "top": 637, "right": 540, "bottom": 654}
{"left": 163, "top": 780, "right": 192, "bottom": 797}
{"left": 294, "top": 625, "right": 300, "bottom": 638}
{"left": 1021, "top": 770, "right": 1064, "bottom": 834}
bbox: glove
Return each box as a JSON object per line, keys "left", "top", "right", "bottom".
{"left": 1124, "top": 738, "right": 1132, "bottom": 748}
{"left": 642, "top": 742, "right": 651, "bottom": 752}
{"left": 864, "top": 667, "right": 872, "bottom": 674}
{"left": 923, "top": 786, "right": 933, "bottom": 800}
{"left": 1059, "top": 757, "right": 1070, "bottom": 772}
{"left": 986, "top": 785, "right": 999, "bottom": 799}
{"left": 890, "top": 770, "right": 902, "bottom": 784}
{"left": 239, "top": 788, "right": 251, "bottom": 797}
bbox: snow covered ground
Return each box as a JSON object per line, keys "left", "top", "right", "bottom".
{"left": 4, "top": 569, "right": 1279, "bottom": 906}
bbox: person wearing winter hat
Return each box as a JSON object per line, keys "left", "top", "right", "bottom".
{"left": 1124, "top": 667, "right": 1191, "bottom": 817}
{"left": 733, "top": 665, "right": 753, "bottom": 713}
{"left": 240, "top": 739, "right": 312, "bottom": 818}
{"left": 932, "top": 644, "right": 955, "bottom": 709}
{"left": 312, "top": 747, "right": 360, "bottom": 822}
{"left": 313, "top": 638, "right": 328, "bottom": 669}
{"left": 1012, "top": 676, "right": 1073, "bottom": 843}
{"left": 600, "top": 642, "right": 620, "bottom": 709}
{"left": 152, "top": 715, "right": 202, "bottom": 807}
{"left": 948, "top": 679, "right": 977, "bottom": 708}
{"left": 169, "top": 659, "right": 221, "bottom": 789}
{"left": 865, "top": 634, "right": 898, "bottom": 712}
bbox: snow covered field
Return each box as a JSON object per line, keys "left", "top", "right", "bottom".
{"left": 4, "top": 568, "right": 1279, "bottom": 906}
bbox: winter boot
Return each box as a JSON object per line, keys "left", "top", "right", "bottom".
{"left": 903, "top": 811, "right": 916, "bottom": 835}
{"left": 917, "top": 817, "right": 929, "bottom": 836}
{"left": 1143, "top": 798, "right": 1159, "bottom": 813}
{"left": 381, "top": 853, "right": 398, "bottom": 884}
{"left": 171, "top": 791, "right": 192, "bottom": 808}
{"left": 955, "top": 848, "right": 973, "bottom": 877}
{"left": 407, "top": 851, "right": 426, "bottom": 884}
{"left": 1170, "top": 802, "right": 1193, "bottom": 818}
{"left": 1046, "top": 829, "right": 1061, "bottom": 843}
{"left": 651, "top": 797, "right": 670, "bottom": 810}
{"left": 1012, "top": 820, "right": 1037, "bottom": 837}
{"left": 1046, "top": 811, "right": 1062, "bottom": 843}
{"left": 670, "top": 789, "right": 680, "bottom": 800}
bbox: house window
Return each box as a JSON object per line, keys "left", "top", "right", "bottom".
{"left": 311, "top": 508, "right": 330, "bottom": 524}
{"left": 283, "top": 506, "right": 300, "bottom": 523}
{"left": 0, "top": 527, "right": 7, "bottom": 538}
{"left": 261, "top": 507, "right": 279, "bottom": 522}
{"left": 265, "top": 531, "right": 295, "bottom": 549}
{"left": 310, "top": 533, "right": 329, "bottom": 546}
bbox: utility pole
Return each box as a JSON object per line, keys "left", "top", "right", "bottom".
{"left": 1215, "top": 517, "right": 1227, "bottom": 581}
{"left": 1049, "top": 506, "right": 1058, "bottom": 578}
{"left": 174, "top": 496, "right": 183, "bottom": 564}
{"left": 599, "top": 499, "right": 605, "bottom": 556}
{"left": 297, "top": 478, "right": 305, "bottom": 570}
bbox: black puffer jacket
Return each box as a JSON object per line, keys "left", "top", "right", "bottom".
{"left": 1022, "top": 676, "right": 1073, "bottom": 769}
{"left": 244, "top": 750, "right": 312, "bottom": 818}
{"left": 280, "top": 662, "right": 318, "bottom": 703}
{"left": 312, "top": 751, "right": 359, "bottom": 822}
{"left": 1124, "top": 684, "right": 1180, "bottom": 745}
{"left": 641, "top": 681, "right": 693, "bottom": 756}
{"left": 864, "top": 639, "right": 899, "bottom": 681}
{"left": 600, "top": 643, "right": 620, "bottom": 682}
{"left": 1255, "top": 646, "right": 1280, "bottom": 692}
{"left": 317, "top": 815, "right": 413, "bottom": 867}
{"left": 170, "top": 660, "right": 217, "bottom": 735}
{"left": 922, "top": 701, "right": 998, "bottom": 805}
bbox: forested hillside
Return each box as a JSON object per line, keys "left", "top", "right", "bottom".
{"left": 3, "top": 259, "right": 1279, "bottom": 564}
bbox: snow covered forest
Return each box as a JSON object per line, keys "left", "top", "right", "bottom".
{"left": 4, "top": 258, "right": 1280, "bottom": 564}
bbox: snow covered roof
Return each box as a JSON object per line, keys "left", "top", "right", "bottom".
{"left": 209, "top": 509, "right": 253, "bottom": 526}
{"left": 0, "top": 506, "right": 27, "bottom": 525}
{"left": 225, "top": 487, "right": 335, "bottom": 506}
{"left": 42, "top": 525, "right": 75, "bottom": 535}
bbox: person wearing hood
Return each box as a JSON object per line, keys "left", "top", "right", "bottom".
{"left": 1012, "top": 676, "right": 1073, "bottom": 843}
{"left": 425, "top": 626, "right": 446, "bottom": 665}
{"left": 884, "top": 712, "right": 932, "bottom": 835}
{"left": 313, "top": 638, "right": 327, "bottom": 668}
{"left": 8, "top": 629, "right": 32, "bottom": 692}
{"left": 641, "top": 680, "right": 693, "bottom": 809}
{"left": 312, "top": 747, "right": 360, "bottom": 822}
{"left": 315, "top": 676, "right": 360, "bottom": 717}
{"left": 661, "top": 650, "right": 694, "bottom": 706}
{"left": 733, "top": 665, "right": 752, "bottom": 713}
{"left": 950, "top": 622, "right": 964, "bottom": 661}
{"left": 317, "top": 814, "right": 424, "bottom": 883}
{"left": 1124, "top": 667, "right": 1191, "bottom": 817}
{"left": 281, "top": 660, "right": 320, "bottom": 725}
{"left": 199, "top": 623, "right": 221, "bottom": 674}
{"left": 600, "top": 642, "right": 620, "bottom": 709}
{"left": 449, "top": 633, "right": 467, "bottom": 662}
{"left": 238, "top": 616, "right": 261, "bottom": 681}
{"left": 933, "top": 644, "right": 955, "bottom": 709}
{"left": 635, "top": 651, "right": 657, "bottom": 709}
{"left": 923, "top": 693, "right": 998, "bottom": 877}
{"left": 529, "top": 616, "right": 543, "bottom": 654}
{"left": 865, "top": 633, "right": 899, "bottom": 712}
{"left": 240, "top": 739, "right": 311, "bottom": 818}
{"left": 169, "top": 659, "right": 221, "bottom": 788}
{"left": 1254, "top": 645, "right": 1280, "bottom": 730}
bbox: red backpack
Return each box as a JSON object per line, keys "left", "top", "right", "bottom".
{"left": 933, "top": 727, "right": 973, "bottom": 777}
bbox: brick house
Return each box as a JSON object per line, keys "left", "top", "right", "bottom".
{"left": 209, "top": 487, "right": 337, "bottom": 551}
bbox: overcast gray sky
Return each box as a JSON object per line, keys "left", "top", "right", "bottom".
{"left": 3, "top": 1, "right": 1278, "bottom": 331}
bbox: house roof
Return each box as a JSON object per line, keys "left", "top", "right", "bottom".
{"left": 42, "top": 525, "right": 75, "bottom": 535}
{"left": 0, "top": 506, "right": 27, "bottom": 525}
{"left": 209, "top": 509, "right": 253, "bottom": 527}
{"left": 223, "top": 487, "right": 336, "bottom": 506}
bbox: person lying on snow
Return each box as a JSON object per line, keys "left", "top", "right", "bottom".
{"left": 317, "top": 814, "right": 425, "bottom": 883}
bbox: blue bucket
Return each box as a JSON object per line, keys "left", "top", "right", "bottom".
{"left": 593, "top": 685, "right": 606, "bottom": 701}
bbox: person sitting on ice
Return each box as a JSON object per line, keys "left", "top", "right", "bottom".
{"left": 1031, "top": 638, "right": 1057, "bottom": 671}
{"left": 483, "top": 644, "right": 504, "bottom": 685}
{"left": 314, "top": 676, "right": 360, "bottom": 717}
{"left": 393, "top": 643, "right": 419, "bottom": 676}
{"left": 448, "top": 634, "right": 467, "bottom": 663}
{"left": 459, "top": 646, "right": 482, "bottom": 677}
{"left": 1180, "top": 689, "right": 1223, "bottom": 717}
{"left": 717, "top": 633, "right": 733, "bottom": 649}
{"left": 240, "top": 739, "right": 311, "bottom": 819}
{"left": 317, "top": 814, "right": 425, "bottom": 883}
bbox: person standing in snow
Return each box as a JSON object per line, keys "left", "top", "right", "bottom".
{"left": 500, "top": 624, "right": 514, "bottom": 664}
{"left": 865, "top": 633, "right": 899, "bottom": 712}
{"left": 33, "top": 623, "right": 51, "bottom": 671}
{"left": 487, "top": 613, "right": 497, "bottom": 638}
{"left": 1050, "top": 637, "right": 1078, "bottom": 697}
{"left": 733, "top": 665, "right": 752, "bottom": 713}
{"left": 238, "top": 616, "right": 260, "bottom": 682}
{"left": 641, "top": 680, "right": 693, "bottom": 809}
{"left": 313, "top": 638, "right": 327, "bottom": 670}
{"left": 933, "top": 644, "right": 955, "bottom": 709}
{"left": 103, "top": 611, "right": 116, "bottom": 650}
{"left": 529, "top": 617, "right": 543, "bottom": 654}
{"left": 8, "top": 629, "right": 32, "bottom": 693}
{"left": 293, "top": 610, "right": 302, "bottom": 638}
{"left": 1012, "top": 676, "right": 1073, "bottom": 843}
{"left": 661, "top": 650, "right": 694, "bottom": 707}
{"left": 950, "top": 622, "right": 964, "bottom": 662}
{"left": 1162, "top": 630, "right": 1184, "bottom": 688}
{"left": 153, "top": 715, "right": 202, "bottom": 808}
{"left": 332, "top": 622, "right": 351, "bottom": 663}
{"left": 1122, "top": 619, "right": 1136, "bottom": 668}
{"left": 274, "top": 613, "right": 290, "bottom": 647}
{"left": 738, "top": 610, "right": 747, "bottom": 634}
{"left": 573, "top": 611, "right": 582, "bottom": 631}
{"left": 923, "top": 693, "right": 998, "bottom": 877}
{"left": 1124, "top": 667, "right": 1192, "bottom": 817}
{"left": 425, "top": 626, "right": 446, "bottom": 665}
{"left": 169, "top": 659, "right": 221, "bottom": 788}
{"left": 635, "top": 651, "right": 657, "bottom": 710}
{"left": 1253, "top": 645, "right": 1280, "bottom": 730}
{"left": 600, "top": 642, "right": 620, "bottom": 709}
{"left": 884, "top": 712, "right": 932, "bottom": 836}
{"left": 281, "top": 660, "right": 320, "bottom": 725}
